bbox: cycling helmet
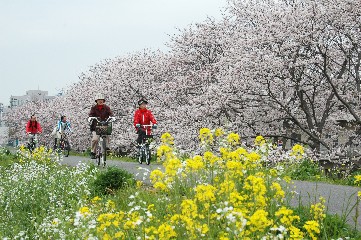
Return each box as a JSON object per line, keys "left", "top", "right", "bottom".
{"left": 95, "top": 93, "right": 105, "bottom": 102}
{"left": 138, "top": 98, "right": 148, "bottom": 105}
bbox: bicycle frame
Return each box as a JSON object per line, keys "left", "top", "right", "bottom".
{"left": 137, "top": 124, "right": 154, "bottom": 165}
{"left": 27, "top": 133, "right": 38, "bottom": 152}
{"left": 58, "top": 132, "right": 70, "bottom": 157}
{"left": 88, "top": 116, "right": 116, "bottom": 167}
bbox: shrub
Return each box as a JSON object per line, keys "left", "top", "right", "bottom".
{"left": 288, "top": 159, "right": 322, "bottom": 180}
{"left": 0, "top": 147, "right": 18, "bottom": 167}
{"left": 91, "top": 167, "right": 136, "bottom": 195}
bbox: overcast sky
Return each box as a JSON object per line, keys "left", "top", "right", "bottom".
{"left": 0, "top": 0, "right": 227, "bottom": 105}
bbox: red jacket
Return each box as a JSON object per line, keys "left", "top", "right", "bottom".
{"left": 133, "top": 108, "right": 157, "bottom": 134}
{"left": 26, "top": 120, "right": 42, "bottom": 134}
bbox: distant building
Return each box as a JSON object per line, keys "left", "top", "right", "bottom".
{"left": 10, "top": 90, "right": 55, "bottom": 108}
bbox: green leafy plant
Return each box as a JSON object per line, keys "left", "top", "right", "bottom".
{"left": 91, "top": 167, "right": 136, "bottom": 195}
{"left": 0, "top": 147, "right": 18, "bottom": 167}
{"left": 288, "top": 159, "right": 322, "bottom": 180}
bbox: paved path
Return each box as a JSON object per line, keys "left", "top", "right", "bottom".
{"left": 61, "top": 155, "right": 163, "bottom": 185}
{"left": 61, "top": 155, "right": 361, "bottom": 230}
{"left": 290, "top": 180, "right": 361, "bottom": 230}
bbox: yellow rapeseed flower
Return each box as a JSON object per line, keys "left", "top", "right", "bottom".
{"left": 161, "top": 132, "right": 174, "bottom": 145}
{"left": 158, "top": 223, "right": 177, "bottom": 239}
{"left": 304, "top": 220, "right": 320, "bottom": 240}
{"left": 225, "top": 160, "right": 243, "bottom": 176}
{"left": 203, "top": 151, "right": 218, "bottom": 166}
{"left": 136, "top": 180, "right": 143, "bottom": 188}
{"left": 269, "top": 169, "right": 278, "bottom": 177}
{"left": 310, "top": 197, "right": 326, "bottom": 222}
{"left": 157, "top": 145, "right": 173, "bottom": 160}
{"left": 227, "top": 133, "right": 240, "bottom": 146}
{"left": 195, "top": 184, "right": 217, "bottom": 203}
{"left": 153, "top": 182, "right": 168, "bottom": 191}
{"left": 220, "top": 147, "right": 229, "bottom": 159}
{"left": 214, "top": 128, "right": 225, "bottom": 137}
{"left": 150, "top": 169, "right": 165, "bottom": 184}
{"left": 283, "top": 176, "right": 292, "bottom": 183}
{"left": 271, "top": 182, "right": 285, "bottom": 200}
{"left": 291, "top": 144, "right": 305, "bottom": 159}
{"left": 102, "top": 233, "right": 111, "bottom": 240}
{"left": 246, "top": 152, "right": 261, "bottom": 162}
{"left": 289, "top": 225, "right": 304, "bottom": 239}
{"left": 181, "top": 199, "right": 198, "bottom": 218}
{"left": 255, "top": 136, "right": 266, "bottom": 146}
{"left": 248, "top": 209, "right": 273, "bottom": 233}
{"left": 354, "top": 175, "right": 361, "bottom": 185}
{"left": 199, "top": 128, "right": 214, "bottom": 145}
{"left": 186, "top": 155, "right": 205, "bottom": 172}
{"left": 148, "top": 204, "right": 155, "bottom": 211}
{"left": 91, "top": 196, "right": 102, "bottom": 204}
{"left": 275, "top": 207, "right": 300, "bottom": 226}
{"left": 219, "top": 180, "right": 236, "bottom": 195}
{"left": 114, "top": 231, "right": 125, "bottom": 239}
{"left": 79, "top": 206, "right": 90, "bottom": 216}
{"left": 235, "top": 147, "right": 248, "bottom": 156}
{"left": 164, "top": 157, "right": 182, "bottom": 176}
{"left": 106, "top": 200, "right": 115, "bottom": 210}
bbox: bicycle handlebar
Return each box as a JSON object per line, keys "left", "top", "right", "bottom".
{"left": 88, "top": 116, "right": 116, "bottom": 123}
{"left": 27, "top": 133, "right": 40, "bottom": 135}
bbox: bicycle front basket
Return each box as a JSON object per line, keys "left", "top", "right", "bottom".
{"left": 95, "top": 122, "right": 112, "bottom": 135}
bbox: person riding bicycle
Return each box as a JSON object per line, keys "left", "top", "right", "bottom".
{"left": 89, "top": 93, "right": 114, "bottom": 159}
{"left": 133, "top": 98, "right": 157, "bottom": 146}
{"left": 52, "top": 115, "right": 72, "bottom": 150}
{"left": 25, "top": 114, "right": 42, "bottom": 148}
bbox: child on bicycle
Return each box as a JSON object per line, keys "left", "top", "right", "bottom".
{"left": 89, "top": 93, "right": 114, "bottom": 159}
{"left": 133, "top": 98, "right": 157, "bottom": 145}
{"left": 52, "top": 115, "right": 72, "bottom": 150}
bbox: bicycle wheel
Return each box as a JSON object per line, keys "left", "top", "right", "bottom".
{"left": 56, "top": 140, "right": 63, "bottom": 155}
{"left": 27, "top": 142, "right": 33, "bottom": 152}
{"left": 28, "top": 139, "right": 35, "bottom": 152}
{"left": 96, "top": 146, "right": 101, "bottom": 166}
{"left": 145, "top": 145, "right": 151, "bottom": 165}
{"left": 62, "top": 140, "right": 70, "bottom": 157}
{"left": 137, "top": 146, "right": 143, "bottom": 164}
{"left": 102, "top": 137, "right": 107, "bottom": 167}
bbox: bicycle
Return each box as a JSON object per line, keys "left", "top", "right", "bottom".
{"left": 136, "top": 124, "right": 155, "bottom": 165}
{"left": 57, "top": 132, "right": 71, "bottom": 157}
{"left": 88, "top": 116, "right": 116, "bottom": 167}
{"left": 27, "top": 133, "right": 38, "bottom": 152}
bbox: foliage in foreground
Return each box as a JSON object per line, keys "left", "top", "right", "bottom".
{"left": 0, "top": 129, "right": 361, "bottom": 239}
{"left": 0, "top": 146, "right": 98, "bottom": 238}
{"left": 91, "top": 166, "right": 136, "bottom": 196}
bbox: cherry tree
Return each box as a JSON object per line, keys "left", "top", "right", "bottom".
{"left": 5, "top": 0, "right": 361, "bottom": 155}
{"left": 221, "top": 0, "right": 361, "bottom": 152}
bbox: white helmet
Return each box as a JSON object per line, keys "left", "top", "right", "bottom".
{"left": 94, "top": 93, "right": 105, "bottom": 102}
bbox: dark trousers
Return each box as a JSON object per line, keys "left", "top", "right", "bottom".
{"left": 137, "top": 129, "right": 146, "bottom": 144}
{"left": 53, "top": 138, "right": 58, "bottom": 149}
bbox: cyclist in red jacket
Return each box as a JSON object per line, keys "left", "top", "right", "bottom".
{"left": 26, "top": 114, "right": 42, "bottom": 134}
{"left": 25, "top": 114, "right": 42, "bottom": 149}
{"left": 133, "top": 98, "right": 157, "bottom": 144}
